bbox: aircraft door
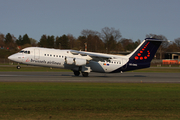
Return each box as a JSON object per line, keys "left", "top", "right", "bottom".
{"left": 122, "top": 58, "right": 128, "bottom": 70}
{"left": 34, "top": 49, "right": 40, "bottom": 60}
{"left": 21, "top": 52, "right": 25, "bottom": 62}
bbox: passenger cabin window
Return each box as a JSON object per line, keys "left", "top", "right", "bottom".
{"left": 45, "top": 54, "right": 61, "bottom": 57}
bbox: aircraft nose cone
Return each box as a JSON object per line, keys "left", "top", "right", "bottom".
{"left": 8, "top": 55, "right": 13, "bottom": 60}
{"left": 8, "top": 54, "right": 16, "bottom": 61}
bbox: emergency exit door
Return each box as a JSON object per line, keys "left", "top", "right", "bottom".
{"left": 34, "top": 49, "right": 40, "bottom": 59}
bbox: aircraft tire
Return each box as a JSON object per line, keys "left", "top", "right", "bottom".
{"left": 82, "top": 72, "right": 89, "bottom": 77}
{"left": 73, "top": 71, "right": 80, "bottom": 76}
{"left": 17, "top": 65, "right": 21, "bottom": 69}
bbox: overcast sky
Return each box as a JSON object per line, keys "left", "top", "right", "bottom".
{"left": 1, "top": 0, "right": 180, "bottom": 41}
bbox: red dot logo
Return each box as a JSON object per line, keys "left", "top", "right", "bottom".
{"left": 137, "top": 53, "right": 141, "bottom": 56}
{"left": 135, "top": 56, "right": 139, "bottom": 60}
{"left": 134, "top": 42, "right": 151, "bottom": 61}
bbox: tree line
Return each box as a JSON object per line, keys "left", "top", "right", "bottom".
{"left": 1, "top": 27, "right": 180, "bottom": 54}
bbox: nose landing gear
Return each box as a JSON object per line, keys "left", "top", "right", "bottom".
{"left": 17, "top": 65, "right": 21, "bottom": 69}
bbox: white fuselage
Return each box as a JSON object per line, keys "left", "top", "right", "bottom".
{"left": 8, "top": 38, "right": 164, "bottom": 77}
{"left": 8, "top": 47, "right": 129, "bottom": 73}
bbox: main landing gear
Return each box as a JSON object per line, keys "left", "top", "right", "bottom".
{"left": 73, "top": 71, "right": 80, "bottom": 76}
{"left": 73, "top": 71, "right": 89, "bottom": 77}
{"left": 82, "top": 72, "right": 89, "bottom": 77}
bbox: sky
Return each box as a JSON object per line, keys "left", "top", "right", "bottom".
{"left": 1, "top": 0, "right": 180, "bottom": 42}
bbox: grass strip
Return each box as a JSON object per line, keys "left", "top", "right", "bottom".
{"left": 0, "top": 82, "right": 180, "bottom": 120}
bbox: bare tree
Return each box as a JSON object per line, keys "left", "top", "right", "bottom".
{"left": 146, "top": 34, "right": 169, "bottom": 59}
{"left": 101, "top": 27, "right": 121, "bottom": 42}
{"left": 81, "top": 29, "right": 105, "bottom": 52}
{"left": 101, "top": 27, "right": 122, "bottom": 53}
{"left": 120, "top": 38, "right": 134, "bottom": 51}
{"left": 174, "top": 38, "right": 180, "bottom": 51}
{"left": 166, "top": 43, "right": 178, "bottom": 52}
{"left": 81, "top": 29, "right": 100, "bottom": 38}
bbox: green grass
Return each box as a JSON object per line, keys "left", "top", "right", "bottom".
{"left": 0, "top": 83, "right": 180, "bottom": 120}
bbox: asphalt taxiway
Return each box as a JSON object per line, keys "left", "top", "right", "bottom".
{"left": 0, "top": 72, "right": 180, "bottom": 83}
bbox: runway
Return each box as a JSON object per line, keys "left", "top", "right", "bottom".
{"left": 0, "top": 72, "right": 180, "bottom": 83}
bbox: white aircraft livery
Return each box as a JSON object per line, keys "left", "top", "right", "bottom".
{"left": 8, "top": 38, "right": 163, "bottom": 77}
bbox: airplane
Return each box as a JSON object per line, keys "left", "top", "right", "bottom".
{"left": 8, "top": 38, "right": 163, "bottom": 77}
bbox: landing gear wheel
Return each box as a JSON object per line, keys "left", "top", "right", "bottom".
{"left": 17, "top": 65, "right": 21, "bottom": 69}
{"left": 73, "top": 71, "right": 80, "bottom": 76}
{"left": 82, "top": 72, "right": 89, "bottom": 77}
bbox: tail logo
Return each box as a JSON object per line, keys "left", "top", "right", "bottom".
{"left": 134, "top": 42, "right": 151, "bottom": 60}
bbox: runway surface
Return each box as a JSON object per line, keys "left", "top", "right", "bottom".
{"left": 0, "top": 72, "right": 180, "bottom": 83}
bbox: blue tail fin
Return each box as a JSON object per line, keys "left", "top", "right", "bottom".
{"left": 111, "top": 38, "right": 163, "bottom": 73}
{"left": 126, "top": 38, "right": 163, "bottom": 70}
{"left": 129, "top": 38, "right": 162, "bottom": 62}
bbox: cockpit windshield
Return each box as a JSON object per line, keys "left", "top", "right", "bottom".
{"left": 19, "top": 50, "right": 24, "bottom": 53}
{"left": 19, "top": 50, "right": 30, "bottom": 54}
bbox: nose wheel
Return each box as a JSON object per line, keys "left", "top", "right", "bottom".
{"left": 17, "top": 65, "right": 21, "bottom": 69}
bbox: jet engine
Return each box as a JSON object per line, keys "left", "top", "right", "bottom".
{"left": 65, "top": 57, "right": 74, "bottom": 64}
{"left": 74, "top": 58, "right": 87, "bottom": 66}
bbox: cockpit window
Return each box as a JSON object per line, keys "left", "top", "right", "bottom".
{"left": 19, "top": 50, "right": 30, "bottom": 54}
{"left": 19, "top": 50, "right": 24, "bottom": 53}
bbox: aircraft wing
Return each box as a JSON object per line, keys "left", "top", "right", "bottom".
{"left": 70, "top": 50, "right": 114, "bottom": 62}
